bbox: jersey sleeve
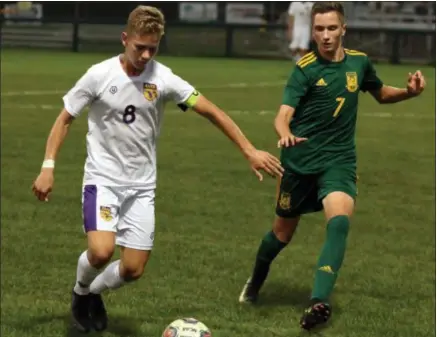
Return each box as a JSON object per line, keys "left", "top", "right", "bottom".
{"left": 164, "top": 71, "right": 196, "bottom": 106}
{"left": 282, "top": 66, "right": 310, "bottom": 108}
{"left": 361, "top": 57, "right": 384, "bottom": 92}
{"left": 63, "top": 68, "right": 97, "bottom": 117}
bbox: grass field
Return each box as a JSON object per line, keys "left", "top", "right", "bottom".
{"left": 1, "top": 49, "right": 436, "bottom": 337}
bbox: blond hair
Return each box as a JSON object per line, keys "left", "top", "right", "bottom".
{"left": 126, "top": 5, "right": 165, "bottom": 36}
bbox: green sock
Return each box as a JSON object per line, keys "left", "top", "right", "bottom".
{"left": 251, "top": 231, "right": 288, "bottom": 287}
{"left": 311, "top": 215, "right": 350, "bottom": 302}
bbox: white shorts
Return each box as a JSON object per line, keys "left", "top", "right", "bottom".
{"left": 82, "top": 185, "right": 155, "bottom": 251}
{"left": 289, "top": 26, "right": 311, "bottom": 51}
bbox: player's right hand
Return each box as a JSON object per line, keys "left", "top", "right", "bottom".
{"left": 32, "top": 170, "right": 54, "bottom": 202}
{"left": 246, "top": 149, "right": 284, "bottom": 181}
{"left": 277, "top": 133, "right": 307, "bottom": 148}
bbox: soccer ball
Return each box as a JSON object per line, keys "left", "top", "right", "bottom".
{"left": 162, "top": 318, "right": 211, "bottom": 337}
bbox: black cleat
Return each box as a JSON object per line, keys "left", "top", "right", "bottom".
{"left": 89, "top": 293, "right": 108, "bottom": 331}
{"left": 300, "top": 300, "right": 332, "bottom": 331}
{"left": 239, "top": 278, "right": 262, "bottom": 304}
{"left": 71, "top": 290, "right": 92, "bottom": 333}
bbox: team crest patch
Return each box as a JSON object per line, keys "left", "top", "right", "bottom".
{"left": 278, "top": 192, "right": 291, "bottom": 210}
{"left": 143, "top": 83, "right": 158, "bottom": 101}
{"left": 345, "top": 72, "right": 358, "bottom": 92}
{"left": 100, "top": 206, "right": 113, "bottom": 222}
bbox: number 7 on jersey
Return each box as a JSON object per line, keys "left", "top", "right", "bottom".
{"left": 333, "top": 97, "right": 346, "bottom": 117}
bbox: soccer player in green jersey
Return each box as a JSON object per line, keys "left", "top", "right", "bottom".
{"left": 239, "top": 1, "right": 426, "bottom": 331}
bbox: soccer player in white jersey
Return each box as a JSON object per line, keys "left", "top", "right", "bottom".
{"left": 31, "top": 5, "right": 284, "bottom": 333}
{"left": 287, "top": 1, "right": 314, "bottom": 61}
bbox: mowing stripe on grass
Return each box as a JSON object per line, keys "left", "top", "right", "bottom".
{"left": 1, "top": 81, "right": 286, "bottom": 97}
{"left": 1, "top": 103, "right": 433, "bottom": 119}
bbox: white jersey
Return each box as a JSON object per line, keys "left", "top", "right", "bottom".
{"left": 63, "top": 56, "right": 195, "bottom": 189}
{"left": 288, "top": 2, "right": 313, "bottom": 28}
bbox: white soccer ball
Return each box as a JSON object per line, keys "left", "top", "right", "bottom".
{"left": 162, "top": 318, "right": 211, "bottom": 337}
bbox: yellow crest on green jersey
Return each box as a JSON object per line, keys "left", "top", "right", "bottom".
{"left": 346, "top": 72, "right": 358, "bottom": 92}
{"left": 278, "top": 192, "right": 291, "bottom": 210}
{"left": 143, "top": 83, "right": 158, "bottom": 101}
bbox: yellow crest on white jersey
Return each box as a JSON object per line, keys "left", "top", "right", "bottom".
{"left": 143, "top": 83, "right": 158, "bottom": 101}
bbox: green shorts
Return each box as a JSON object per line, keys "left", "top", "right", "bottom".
{"left": 276, "top": 165, "right": 358, "bottom": 218}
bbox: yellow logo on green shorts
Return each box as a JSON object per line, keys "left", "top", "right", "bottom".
{"left": 279, "top": 192, "right": 291, "bottom": 210}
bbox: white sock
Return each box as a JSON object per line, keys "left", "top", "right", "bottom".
{"left": 89, "top": 260, "right": 125, "bottom": 294}
{"left": 73, "top": 251, "right": 101, "bottom": 295}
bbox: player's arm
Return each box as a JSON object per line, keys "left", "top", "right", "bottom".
{"left": 41, "top": 109, "right": 75, "bottom": 166}
{"left": 32, "top": 69, "right": 96, "bottom": 201}
{"left": 369, "top": 71, "right": 426, "bottom": 104}
{"left": 187, "top": 93, "right": 284, "bottom": 180}
{"left": 362, "top": 57, "right": 426, "bottom": 104}
{"left": 275, "top": 66, "right": 308, "bottom": 148}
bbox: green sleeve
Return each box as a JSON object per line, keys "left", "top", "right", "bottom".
{"left": 361, "top": 57, "right": 384, "bottom": 92}
{"left": 282, "top": 66, "right": 309, "bottom": 108}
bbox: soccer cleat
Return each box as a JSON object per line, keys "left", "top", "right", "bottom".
{"left": 71, "top": 290, "right": 92, "bottom": 333}
{"left": 238, "top": 278, "right": 261, "bottom": 304}
{"left": 300, "top": 300, "right": 332, "bottom": 331}
{"left": 89, "top": 293, "right": 108, "bottom": 331}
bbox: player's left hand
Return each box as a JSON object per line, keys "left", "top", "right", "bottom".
{"left": 246, "top": 149, "right": 284, "bottom": 181}
{"left": 407, "top": 70, "right": 426, "bottom": 96}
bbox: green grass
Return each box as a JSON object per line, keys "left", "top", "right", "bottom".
{"left": 1, "top": 49, "right": 435, "bottom": 337}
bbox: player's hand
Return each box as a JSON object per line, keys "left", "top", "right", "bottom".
{"left": 32, "top": 169, "right": 54, "bottom": 202}
{"left": 277, "top": 133, "right": 307, "bottom": 148}
{"left": 407, "top": 70, "right": 426, "bottom": 96}
{"left": 246, "top": 149, "right": 284, "bottom": 181}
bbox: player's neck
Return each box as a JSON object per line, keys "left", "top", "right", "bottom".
{"left": 317, "top": 46, "right": 345, "bottom": 63}
{"left": 119, "top": 54, "right": 145, "bottom": 77}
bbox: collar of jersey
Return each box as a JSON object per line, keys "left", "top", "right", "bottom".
{"left": 314, "top": 48, "right": 348, "bottom": 67}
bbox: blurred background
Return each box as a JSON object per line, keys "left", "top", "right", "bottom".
{"left": 1, "top": 1, "right": 435, "bottom": 65}
{"left": 1, "top": 3, "right": 435, "bottom": 337}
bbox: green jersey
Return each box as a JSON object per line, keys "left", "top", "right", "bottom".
{"left": 281, "top": 48, "right": 383, "bottom": 174}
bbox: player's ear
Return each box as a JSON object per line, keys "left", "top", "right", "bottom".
{"left": 341, "top": 24, "right": 346, "bottom": 37}
{"left": 121, "top": 32, "right": 128, "bottom": 47}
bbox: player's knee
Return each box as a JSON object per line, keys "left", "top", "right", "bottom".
{"left": 88, "top": 248, "right": 114, "bottom": 268}
{"left": 121, "top": 263, "right": 145, "bottom": 282}
{"left": 327, "top": 215, "right": 350, "bottom": 236}
{"left": 323, "top": 191, "right": 355, "bottom": 218}
{"left": 273, "top": 216, "right": 300, "bottom": 242}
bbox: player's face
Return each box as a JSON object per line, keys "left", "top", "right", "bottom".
{"left": 312, "top": 11, "right": 345, "bottom": 54}
{"left": 122, "top": 32, "right": 161, "bottom": 70}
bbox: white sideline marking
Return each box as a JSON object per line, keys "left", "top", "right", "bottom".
{"left": 1, "top": 103, "right": 433, "bottom": 119}
{"left": 1, "top": 81, "right": 286, "bottom": 97}
{"left": 1, "top": 89, "right": 66, "bottom": 97}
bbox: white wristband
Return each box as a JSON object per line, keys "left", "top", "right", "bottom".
{"left": 42, "top": 159, "right": 55, "bottom": 169}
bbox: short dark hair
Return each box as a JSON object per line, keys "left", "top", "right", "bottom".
{"left": 311, "top": 2, "right": 345, "bottom": 23}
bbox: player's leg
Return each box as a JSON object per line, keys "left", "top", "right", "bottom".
{"left": 239, "top": 215, "right": 300, "bottom": 304}
{"left": 72, "top": 185, "right": 119, "bottom": 333}
{"left": 88, "top": 188, "right": 155, "bottom": 331}
{"left": 297, "top": 27, "right": 311, "bottom": 59}
{"left": 300, "top": 167, "right": 357, "bottom": 330}
{"left": 288, "top": 27, "right": 301, "bottom": 61}
{"left": 239, "top": 172, "right": 318, "bottom": 304}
